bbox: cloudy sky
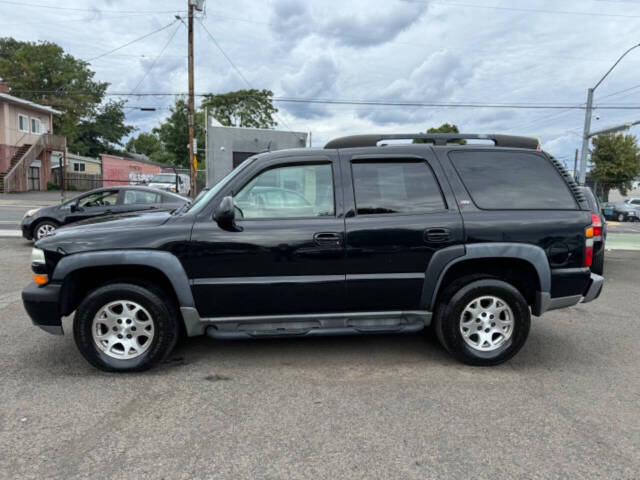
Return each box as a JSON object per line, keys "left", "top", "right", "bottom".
{"left": 2, "top": 0, "right": 640, "bottom": 168}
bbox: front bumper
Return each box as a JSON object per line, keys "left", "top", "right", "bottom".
{"left": 22, "top": 281, "right": 63, "bottom": 335}
{"left": 21, "top": 221, "right": 33, "bottom": 240}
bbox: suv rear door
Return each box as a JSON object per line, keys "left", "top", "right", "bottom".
{"left": 339, "top": 146, "right": 463, "bottom": 311}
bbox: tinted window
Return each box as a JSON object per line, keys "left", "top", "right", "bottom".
{"left": 235, "top": 163, "right": 334, "bottom": 219}
{"left": 123, "top": 190, "right": 161, "bottom": 205}
{"left": 450, "top": 151, "right": 576, "bottom": 210}
{"left": 351, "top": 161, "right": 446, "bottom": 215}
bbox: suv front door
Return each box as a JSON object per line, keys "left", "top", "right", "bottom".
{"left": 339, "top": 147, "right": 463, "bottom": 311}
{"left": 188, "top": 153, "right": 346, "bottom": 318}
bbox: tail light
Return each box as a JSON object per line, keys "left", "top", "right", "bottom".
{"left": 591, "top": 213, "right": 602, "bottom": 237}
{"left": 584, "top": 225, "right": 594, "bottom": 267}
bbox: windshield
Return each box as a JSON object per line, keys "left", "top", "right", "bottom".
{"left": 185, "top": 156, "right": 258, "bottom": 214}
{"left": 150, "top": 173, "right": 176, "bottom": 183}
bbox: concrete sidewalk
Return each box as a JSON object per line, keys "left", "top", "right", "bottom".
{"left": 0, "top": 191, "right": 71, "bottom": 207}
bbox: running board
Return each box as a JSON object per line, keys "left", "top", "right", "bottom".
{"left": 202, "top": 311, "right": 431, "bottom": 340}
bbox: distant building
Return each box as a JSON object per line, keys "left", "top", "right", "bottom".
{"left": 51, "top": 152, "right": 101, "bottom": 175}
{"left": 100, "top": 153, "right": 169, "bottom": 187}
{"left": 205, "top": 121, "right": 308, "bottom": 186}
{"left": 0, "top": 79, "right": 65, "bottom": 192}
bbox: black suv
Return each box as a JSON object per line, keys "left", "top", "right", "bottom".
{"left": 22, "top": 133, "right": 604, "bottom": 372}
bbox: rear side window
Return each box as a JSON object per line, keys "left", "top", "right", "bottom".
{"left": 351, "top": 160, "right": 446, "bottom": 215}
{"left": 123, "top": 190, "right": 161, "bottom": 205}
{"left": 450, "top": 151, "right": 577, "bottom": 209}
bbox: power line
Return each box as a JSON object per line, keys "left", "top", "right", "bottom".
{"left": 196, "top": 18, "right": 294, "bottom": 131}
{"left": 0, "top": 0, "right": 184, "bottom": 14}
{"left": 8, "top": 89, "right": 640, "bottom": 110}
{"left": 85, "top": 19, "right": 180, "bottom": 63}
{"left": 128, "top": 23, "right": 183, "bottom": 96}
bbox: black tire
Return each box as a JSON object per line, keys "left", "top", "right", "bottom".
{"left": 33, "top": 219, "right": 58, "bottom": 240}
{"left": 617, "top": 213, "right": 625, "bottom": 222}
{"left": 433, "top": 278, "right": 531, "bottom": 366}
{"left": 591, "top": 248, "right": 605, "bottom": 276}
{"left": 73, "top": 283, "right": 179, "bottom": 372}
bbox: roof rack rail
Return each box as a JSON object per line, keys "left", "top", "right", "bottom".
{"left": 324, "top": 133, "right": 540, "bottom": 150}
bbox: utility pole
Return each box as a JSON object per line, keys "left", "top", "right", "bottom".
{"left": 579, "top": 88, "right": 593, "bottom": 186}
{"left": 187, "top": 0, "right": 196, "bottom": 197}
{"left": 573, "top": 148, "right": 578, "bottom": 181}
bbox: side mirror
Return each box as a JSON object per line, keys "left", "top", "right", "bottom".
{"left": 214, "top": 196, "right": 241, "bottom": 231}
{"left": 70, "top": 203, "right": 79, "bottom": 213}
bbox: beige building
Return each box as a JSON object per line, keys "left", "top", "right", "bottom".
{"left": 51, "top": 152, "right": 102, "bottom": 175}
{"left": 0, "top": 80, "right": 65, "bottom": 191}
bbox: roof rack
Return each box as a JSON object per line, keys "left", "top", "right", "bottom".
{"left": 324, "top": 133, "right": 540, "bottom": 150}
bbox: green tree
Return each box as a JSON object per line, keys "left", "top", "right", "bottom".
{"left": 125, "top": 132, "right": 173, "bottom": 164}
{"left": 153, "top": 98, "right": 205, "bottom": 167}
{"left": 0, "top": 38, "right": 132, "bottom": 155}
{"left": 201, "top": 89, "right": 278, "bottom": 128}
{"left": 589, "top": 133, "right": 640, "bottom": 200}
{"left": 413, "top": 123, "right": 465, "bottom": 144}
{"left": 72, "top": 100, "right": 134, "bottom": 157}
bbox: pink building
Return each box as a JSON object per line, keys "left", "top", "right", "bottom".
{"left": 100, "top": 153, "right": 165, "bottom": 187}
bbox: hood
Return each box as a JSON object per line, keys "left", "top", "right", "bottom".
{"left": 148, "top": 182, "right": 174, "bottom": 190}
{"left": 35, "top": 210, "right": 179, "bottom": 254}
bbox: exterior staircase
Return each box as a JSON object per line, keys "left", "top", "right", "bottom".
{"left": 0, "top": 144, "right": 31, "bottom": 192}
{"left": 1, "top": 135, "right": 66, "bottom": 192}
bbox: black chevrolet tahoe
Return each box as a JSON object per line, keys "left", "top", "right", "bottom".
{"left": 22, "top": 133, "right": 604, "bottom": 372}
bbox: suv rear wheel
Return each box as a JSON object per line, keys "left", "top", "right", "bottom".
{"left": 73, "top": 283, "right": 179, "bottom": 372}
{"left": 434, "top": 278, "right": 530, "bottom": 366}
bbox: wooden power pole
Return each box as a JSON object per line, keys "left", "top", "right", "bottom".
{"left": 187, "top": 0, "right": 196, "bottom": 197}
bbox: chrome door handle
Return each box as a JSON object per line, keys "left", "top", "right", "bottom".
{"left": 314, "top": 232, "right": 342, "bottom": 246}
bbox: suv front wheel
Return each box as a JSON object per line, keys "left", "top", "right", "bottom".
{"left": 434, "top": 278, "right": 531, "bottom": 366}
{"left": 73, "top": 283, "right": 179, "bottom": 372}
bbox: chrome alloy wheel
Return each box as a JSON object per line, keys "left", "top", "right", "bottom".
{"left": 91, "top": 300, "right": 155, "bottom": 360}
{"left": 35, "top": 223, "right": 56, "bottom": 239}
{"left": 459, "top": 295, "right": 514, "bottom": 352}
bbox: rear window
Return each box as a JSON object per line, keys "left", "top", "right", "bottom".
{"left": 351, "top": 160, "right": 446, "bottom": 215}
{"left": 450, "top": 151, "right": 577, "bottom": 210}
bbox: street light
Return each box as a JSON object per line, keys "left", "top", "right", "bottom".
{"left": 588, "top": 120, "right": 640, "bottom": 138}
{"left": 579, "top": 42, "right": 640, "bottom": 185}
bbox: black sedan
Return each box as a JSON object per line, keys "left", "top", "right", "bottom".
{"left": 21, "top": 186, "right": 189, "bottom": 240}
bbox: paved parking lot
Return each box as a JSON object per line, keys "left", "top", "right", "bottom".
{"left": 0, "top": 237, "right": 639, "bottom": 479}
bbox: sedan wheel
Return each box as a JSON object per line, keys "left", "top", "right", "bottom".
{"left": 35, "top": 221, "right": 57, "bottom": 240}
{"left": 617, "top": 213, "right": 625, "bottom": 222}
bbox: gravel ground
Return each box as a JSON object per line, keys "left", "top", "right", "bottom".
{"left": 0, "top": 238, "right": 638, "bottom": 479}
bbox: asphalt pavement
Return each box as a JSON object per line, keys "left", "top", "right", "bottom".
{"left": 0, "top": 237, "right": 639, "bottom": 479}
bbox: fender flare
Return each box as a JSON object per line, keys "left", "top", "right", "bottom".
{"left": 52, "top": 250, "right": 195, "bottom": 310}
{"left": 421, "top": 242, "right": 551, "bottom": 313}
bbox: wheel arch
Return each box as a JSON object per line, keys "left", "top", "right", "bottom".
{"left": 52, "top": 250, "right": 196, "bottom": 331}
{"left": 422, "top": 243, "right": 551, "bottom": 314}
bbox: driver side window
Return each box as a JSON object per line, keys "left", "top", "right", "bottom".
{"left": 78, "top": 190, "right": 119, "bottom": 208}
{"left": 234, "top": 163, "right": 334, "bottom": 219}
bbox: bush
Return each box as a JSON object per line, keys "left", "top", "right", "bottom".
{"left": 46, "top": 182, "right": 60, "bottom": 190}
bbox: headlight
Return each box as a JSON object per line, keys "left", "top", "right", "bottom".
{"left": 31, "top": 248, "right": 45, "bottom": 265}
{"left": 24, "top": 208, "right": 40, "bottom": 217}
